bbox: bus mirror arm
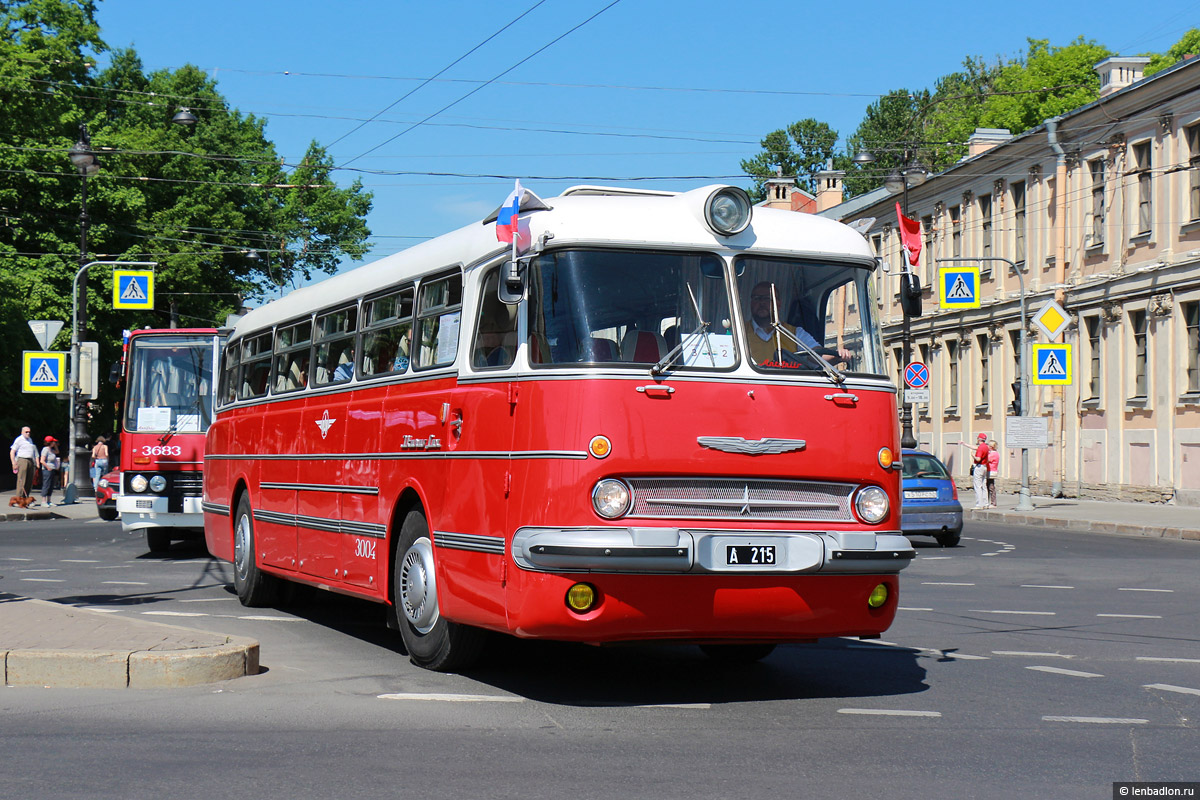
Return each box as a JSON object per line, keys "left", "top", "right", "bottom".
{"left": 499, "top": 258, "right": 528, "bottom": 305}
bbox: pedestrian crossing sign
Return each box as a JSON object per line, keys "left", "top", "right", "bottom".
{"left": 938, "top": 266, "right": 980, "bottom": 309}
{"left": 22, "top": 351, "right": 67, "bottom": 393}
{"left": 113, "top": 269, "right": 154, "bottom": 309}
{"left": 1032, "top": 343, "right": 1073, "bottom": 385}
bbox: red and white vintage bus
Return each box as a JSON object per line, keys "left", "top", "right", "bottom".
{"left": 117, "top": 327, "right": 222, "bottom": 553}
{"left": 204, "top": 184, "right": 915, "bottom": 671}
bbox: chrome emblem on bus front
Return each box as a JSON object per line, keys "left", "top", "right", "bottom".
{"left": 316, "top": 410, "right": 337, "bottom": 439}
{"left": 697, "top": 436, "right": 806, "bottom": 456}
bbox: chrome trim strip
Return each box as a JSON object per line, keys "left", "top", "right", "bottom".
{"left": 251, "top": 509, "right": 387, "bottom": 538}
{"left": 434, "top": 531, "right": 506, "bottom": 555}
{"left": 644, "top": 498, "right": 841, "bottom": 511}
{"left": 207, "top": 450, "right": 588, "bottom": 462}
{"left": 202, "top": 501, "right": 230, "bottom": 516}
{"left": 260, "top": 482, "right": 381, "bottom": 495}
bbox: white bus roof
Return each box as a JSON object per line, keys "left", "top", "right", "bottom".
{"left": 230, "top": 184, "right": 874, "bottom": 338}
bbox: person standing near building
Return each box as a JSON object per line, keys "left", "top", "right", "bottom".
{"left": 9, "top": 425, "right": 37, "bottom": 502}
{"left": 986, "top": 439, "right": 1000, "bottom": 508}
{"left": 39, "top": 436, "right": 61, "bottom": 506}
{"left": 90, "top": 435, "right": 109, "bottom": 491}
{"left": 971, "top": 433, "right": 989, "bottom": 509}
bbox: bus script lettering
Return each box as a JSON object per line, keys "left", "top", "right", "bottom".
{"left": 401, "top": 435, "right": 442, "bottom": 450}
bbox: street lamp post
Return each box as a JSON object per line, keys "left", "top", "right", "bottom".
{"left": 66, "top": 124, "right": 100, "bottom": 499}
{"left": 883, "top": 157, "right": 928, "bottom": 450}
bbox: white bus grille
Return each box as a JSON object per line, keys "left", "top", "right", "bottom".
{"left": 626, "top": 477, "right": 856, "bottom": 522}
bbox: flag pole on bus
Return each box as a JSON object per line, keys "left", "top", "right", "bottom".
{"left": 496, "top": 179, "right": 531, "bottom": 257}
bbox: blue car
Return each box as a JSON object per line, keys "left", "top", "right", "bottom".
{"left": 900, "top": 449, "right": 963, "bottom": 547}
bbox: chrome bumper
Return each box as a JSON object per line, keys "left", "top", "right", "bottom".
{"left": 117, "top": 495, "right": 204, "bottom": 532}
{"left": 511, "top": 527, "right": 915, "bottom": 575}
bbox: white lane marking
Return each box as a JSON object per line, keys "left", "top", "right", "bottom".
{"left": 19, "top": 578, "right": 65, "bottom": 582}
{"left": 921, "top": 556, "right": 953, "bottom": 560}
{"left": 981, "top": 553, "right": 1000, "bottom": 557}
{"left": 838, "top": 708, "right": 942, "bottom": 717}
{"left": 378, "top": 693, "right": 525, "bottom": 703}
{"left": 2, "top": 557, "right": 33, "bottom": 561}
{"left": 993, "top": 651, "right": 1075, "bottom": 659}
{"left": 60, "top": 559, "right": 100, "bottom": 563}
{"left": 922, "top": 582, "right": 975, "bottom": 586}
{"left": 1043, "top": 716, "right": 1147, "bottom": 725}
{"left": 971, "top": 609, "right": 1056, "bottom": 615}
{"left": 898, "top": 607, "right": 934, "bottom": 611}
{"left": 1027, "top": 666, "right": 1104, "bottom": 678}
{"left": 235, "top": 615, "right": 304, "bottom": 622}
{"left": 633, "top": 703, "right": 712, "bottom": 709}
{"left": 1144, "top": 683, "right": 1200, "bottom": 696}
{"left": 142, "top": 611, "right": 207, "bottom": 618}
{"left": 94, "top": 565, "right": 131, "bottom": 570}
{"left": 1137, "top": 656, "right": 1200, "bottom": 664}
{"left": 102, "top": 580, "right": 149, "bottom": 586}
{"left": 18, "top": 568, "right": 60, "bottom": 573}
{"left": 1119, "top": 587, "right": 1173, "bottom": 593}
{"left": 1021, "top": 585, "right": 1075, "bottom": 590}
{"left": 79, "top": 607, "right": 121, "bottom": 613}
{"left": 1097, "top": 614, "right": 1162, "bottom": 619}
{"left": 180, "top": 598, "right": 227, "bottom": 603}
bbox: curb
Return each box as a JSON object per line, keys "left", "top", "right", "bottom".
{"left": 968, "top": 509, "right": 1200, "bottom": 541}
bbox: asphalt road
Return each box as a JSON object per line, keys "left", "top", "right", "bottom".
{"left": 2, "top": 517, "right": 1198, "bottom": 799}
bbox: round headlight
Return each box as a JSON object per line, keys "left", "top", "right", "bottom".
{"left": 130, "top": 474, "right": 148, "bottom": 493}
{"left": 592, "top": 479, "right": 631, "bottom": 519}
{"left": 704, "top": 187, "right": 752, "bottom": 236}
{"left": 855, "top": 485, "right": 889, "bottom": 524}
{"left": 149, "top": 475, "right": 167, "bottom": 493}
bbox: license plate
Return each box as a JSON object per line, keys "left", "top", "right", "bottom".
{"left": 904, "top": 490, "right": 938, "bottom": 499}
{"left": 726, "top": 545, "right": 776, "bottom": 566}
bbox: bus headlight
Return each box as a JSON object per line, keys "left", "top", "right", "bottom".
{"left": 854, "top": 486, "right": 889, "bottom": 524}
{"left": 704, "top": 186, "right": 752, "bottom": 236}
{"left": 592, "top": 479, "right": 631, "bottom": 519}
{"left": 149, "top": 475, "right": 167, "bottom": 493}
{"left": 130, "top": 474, "right": 148, "bottom": 493}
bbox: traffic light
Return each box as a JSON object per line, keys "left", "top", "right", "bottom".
{"left": 899, "top": 272, "right": 922, "bottom": 318}
{"left": 1010, "top": 380, "right": 1022, "bottom": 416}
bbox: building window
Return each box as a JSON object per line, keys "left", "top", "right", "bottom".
{"left": 947, "top": 340, "right": 959, "bottom": 412}
{"left": 922, "top": 215, "right": 934, "bottom": 284}
{"left": 1131, "top": 309, "right": 1148, "bottom": 399}
{"left": 1188, "top": 125, "right": 1200, "bottom": 222}
{"left": 978, "top": 194, "right": 992, "bottom": 258}
{"left": 1185, "top": 301, "right": 1200, "bottom": 395}
{"left": 1132, "top": 141, "right": 1152, "bottom": 236}
{"left": 1086, "top": 316, "right": 1101, "bottom": 401}
{"left": 977, "top": 333, "right": 990, "bottom": 408}
{"left": 1012, "top": 181, "right": 1026, "bottom": 264}
{"left": 949, "top": 205, "right": 961, "bottom": 258}
{"left": 1089, "top": 158, "right": 1106, "bottom": 248}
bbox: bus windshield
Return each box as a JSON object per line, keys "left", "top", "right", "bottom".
{"left": 735, "top": 255, "right": 886, "bottom": 377}
{"left": 123, "top": 334, "right": 217, "bottom": 434}
{"left": 528, "top": 248, "right": 735, "bottom": 369}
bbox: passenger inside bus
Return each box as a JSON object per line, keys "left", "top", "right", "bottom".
{"left": 744, "top": 281, "right": 851, "bottom": 367}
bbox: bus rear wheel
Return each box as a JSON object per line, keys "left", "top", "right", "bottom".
{"left": 233, "top": 494, "right": 280, "bottom": 607}
{"left": 393, "top": 508, "right": 484, "bottom": 672}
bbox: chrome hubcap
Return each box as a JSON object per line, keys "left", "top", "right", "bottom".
{"left": 234, "top": 513, "right": 251, "bottom": 582}
{"left": 399, "top": 537, "right": 438, "bottom": 634}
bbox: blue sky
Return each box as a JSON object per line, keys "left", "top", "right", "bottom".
{"left": 94, "top": 0, "right": 1199, "bottom": 281}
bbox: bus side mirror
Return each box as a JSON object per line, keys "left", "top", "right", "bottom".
{"left": 900, "top": 272, "right": 922, "bottom": 318}
{"left": 499, "top": 259, "right": 526, "bottom": 304}
{"left": 108, "top": 361, "right": 122, "bottom": 385}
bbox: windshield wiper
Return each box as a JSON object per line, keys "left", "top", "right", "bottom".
{"left": 651, "top": 283, "right": 715, "bottom": 376}
{"left": 764, "top": 284, "right": 845, "bottom": 385}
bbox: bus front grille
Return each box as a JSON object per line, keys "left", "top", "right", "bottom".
{"left": 625, "top": 477, "right": 856, "bottom": 522}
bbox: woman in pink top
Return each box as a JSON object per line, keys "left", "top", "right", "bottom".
{"left": 986, "top": 440, "right": 1000, "bottom": 508}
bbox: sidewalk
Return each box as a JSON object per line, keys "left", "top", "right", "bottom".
{"left": 1, "top": 489, "right": 259, "bottom": 688}
{"left": 968, "top": 492, "right": 1200, "bottom": 540}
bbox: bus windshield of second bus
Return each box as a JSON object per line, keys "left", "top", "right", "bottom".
{"left": 123, "top": 333, "right": 217, "bottom": 434}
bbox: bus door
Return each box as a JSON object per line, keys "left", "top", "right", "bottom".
{"left": 258, "top": 321, "right": 311, "bottom": 571}
{"left": 436, "top": 268, "right": 513, "bottom": 627}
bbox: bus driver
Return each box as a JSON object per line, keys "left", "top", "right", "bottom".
{"left": 744, "top": 281, "right": 851, "bottom": 366}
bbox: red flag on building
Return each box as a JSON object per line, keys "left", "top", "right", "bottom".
{"left": 896, "top": 202, "right": 921, "bottom": 267}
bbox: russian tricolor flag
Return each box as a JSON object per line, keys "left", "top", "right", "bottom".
{"left": 496, "top": 179, "right": 531, "bottom": 253}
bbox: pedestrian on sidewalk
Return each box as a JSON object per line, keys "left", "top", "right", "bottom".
{"left": 969, "top": 433, "right": 989, "bottom": 509}
{"left": 90, "top": 435, "right": 109, "bottom": 491}
{"left": 9, "top": 425, "right": 37, "bottom": 502}
{"left": 39, "top": 436, "right": 61, "bottom": 506}
{"left": 986, "top": 439, "right": 1000, "bottom": 508}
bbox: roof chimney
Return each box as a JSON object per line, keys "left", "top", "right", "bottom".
{"left": 1095, "top": 56, "right": 1151, "bottom": 98}
{"left": 967, "top": 128, "right": 1012, "bottom": 157}
{"left": 815, "top": 159, "right": 845, "bottom": 213}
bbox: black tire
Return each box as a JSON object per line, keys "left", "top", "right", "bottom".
{"left": 146, "top": 528, "right": 171, "bottom": 554}
{"left": 936, "top": 531, "right": 962, "bottom": 548}
{"left": 699, "top": 644, "right": 777, "bottom": 663}
{"left": 233, "top": 494, "right": 280, "bottom": 607}
{"left": 393, "top": 508, "right": 485, "bottom": 672}
{"left": 98, "top": 507, "right": 118, "bottom": 522}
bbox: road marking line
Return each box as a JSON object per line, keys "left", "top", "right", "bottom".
{"left": 60, "top": 559, "right": 100, "bottom": 563}
{"left": 921, "top": 556, "right": 953, "bottom": 560}
{"left": 633, "top": 703, "right": 712, "bottom": 709}
{"left": 2, "top": 557, "right": 33, "bottom": 561}
{"left": 898, "top": 607, "right": 934, "bottom": 611}
{"left": 18, "top": 568, "right": 60, "bottom": 573}
{"left": 142, "top": 611, "right": 208, "bottom": 617}
{"left": 1097, "top": 614, "right": 1162, "bottom": 619}
{"left": 1118, "top": 587, "right": 1173, "bottom": 593}
{"left": 1021, "top": 585, "right": 1075, "bottom": 590}
{"left": 993, "top": 651, "right": 1075, "bottom": 659}
{"left": 378, "top": 693, "right": 525, "bottom": 703}
{"left": 971, "top": 609, "right": 1056, "bottom": 615}
{"left": 19, "top": 578, "right": 65, "bottom": 582}
{"left": 180, "top": 598, "right": 227, "bottom": 603}
{"left": 236, "top": 615, "right": 304, "bottom": 622}
{"left": 102, "top": 580, "right": 149, "bottom": 585}
{"left": 79, "top": 607, "right": 121, "bottom": 613}
{"left": 922, "top": 582, "right": 975, "bottom": 586}
{"left": 1043, "top": 716, "right": 1147, "bottom": 725}
{"left": 1027, "top": 666, "right": 1104, "bottom": 678}
{"left": 838, "top": 708, "right": 942, "bottom": 717}
{"left": 1137, "top": 656, "right": 1200, "bottom": 664}
{"left": 1143, "top": 683, "right": 1200, "bottom": 696}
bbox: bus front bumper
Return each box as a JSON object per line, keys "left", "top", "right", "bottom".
{"left": 116, "top": 495, "right": 204, "bottom": 532}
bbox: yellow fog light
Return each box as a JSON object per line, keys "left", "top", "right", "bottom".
{"left": 589, "top": 435, "right": 612, "bottom": 458}
{"left": 566, "top": 583, "right": 597, "bottom": 613}
{"left": 878, "top": 447, "right": 895, "bottom": 469}
{"left": 868, "top": 583, "right": 889, "bottom": 609}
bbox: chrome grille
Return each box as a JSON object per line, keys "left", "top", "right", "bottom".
{"left": 172, "top": 473, "right": 204, "bottom": 496}
{"left": 626, "top": 477, "right": 855, "bottom": 522}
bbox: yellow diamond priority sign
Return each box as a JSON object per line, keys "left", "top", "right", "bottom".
{"left": 113, "top": 269, "right": 154, "bottom": 309}
{"left": 1032, "top": 299, "right": 1071, "bottom": 341}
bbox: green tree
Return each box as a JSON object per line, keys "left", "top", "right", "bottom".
{"left": 979, "top": 37, "right": 1111, "bottom": 134}
{"left": 1145, "top": 28, "right": 1200, "bottom": 77}
{"left": 740, "top": 118, "right": 840, "bottom": 200}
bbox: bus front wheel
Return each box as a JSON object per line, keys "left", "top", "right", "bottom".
{"left": 393, "top": 508, "right": 484, "bottom": 672}
{"left": 233, "top": 494, "right": 280, "bottom": 607}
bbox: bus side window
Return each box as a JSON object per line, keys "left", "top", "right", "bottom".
{"left": 362, "top": 287, "right": 414, "bottom": 378}
{"left": 313, "top": 306, "right": 358, "bottom": 386}
{"left": 272, "top": 319, "right": 312, "bottom": 393}
{"left": 472, "top": 269, "right": 518, "bottom": 369}
{"left": 415, "top": 272, "right": 463, "bottom": 370}
{"left": 238, "top": 332, "right": 272, "bottom": 400}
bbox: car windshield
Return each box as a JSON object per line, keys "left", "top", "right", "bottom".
{"left": 902, "top": 453, "right": 950, "bottom": 480}
{"left": 124, "top": 335, "right": 217, "bottom": 433}
{"left": 527, "top": 248, "right": 734, "bottom": 370}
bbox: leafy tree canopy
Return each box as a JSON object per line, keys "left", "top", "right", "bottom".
{"left": 1145, "top": 28, "right": 1200, "bottom": 77}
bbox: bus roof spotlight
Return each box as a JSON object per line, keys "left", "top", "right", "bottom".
{"left": 704, "top": 187, "right": 752, "bottom": 236}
